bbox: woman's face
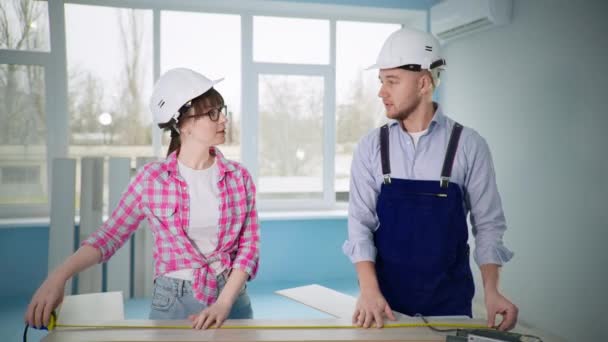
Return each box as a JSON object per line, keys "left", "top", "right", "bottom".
{"left": 181, "top": 102, "right": 228, "bottom": 148}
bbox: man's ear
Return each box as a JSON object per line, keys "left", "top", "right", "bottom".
{"left": 418, "top": 72, "right": 434, "bottom": 95}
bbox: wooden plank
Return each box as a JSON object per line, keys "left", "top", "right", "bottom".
{"left": 48, "top": 158, "right": 76, "bottom": 296}
{"left": 133, "top": 157, "right": 155, "bottom": 298}
{"left": 40, "top": 317, "right": 563, "bottom": 342}
{"left": 41, "top": 288, "right": 563, "bottom": 342}
{"left": 77, "top": 157, "right": 104, "bottom": 294}
{"left": 106, "top": 158, "right": 132, "bottom": 297}
{"left": 57, "top": 292, "right": 124, "bottom": 324}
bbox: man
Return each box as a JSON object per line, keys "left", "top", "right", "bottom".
{"left": 342, "top": 27, "right": 518, "bottom": 331}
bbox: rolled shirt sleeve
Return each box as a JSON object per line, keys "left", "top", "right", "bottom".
{"left": 343, "top": 133, "right": 380, "bottom": 264}
{"left": 232, "top": 168, "right": 261, "bottom": 280}
{"left": 463, "top": 132, "right": 514, "bottom": 266}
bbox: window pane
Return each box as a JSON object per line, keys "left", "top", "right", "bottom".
{"left": 335, "top": 21, "right": 400, "bottom": 202}
{"left": 161, "top": 11, "right": 241, "bottom": 161}
{"left": 66, "top": 5, "right": 153, "bottom": 156}
{"left": 254, "top": 16, "right": 329, "bottom": 65}
{"left": 0, "top": 64, "right": 47, "bottom": 206}
{"left": 258, "top": 75, "right": 323, "bottom": 200}
{"left": 0, "top": 0, "right": 50, "bottom": 51}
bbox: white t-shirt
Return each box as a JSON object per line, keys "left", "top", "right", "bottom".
{"left": 408, "top": 128, "right": 428, "bottom": 148}
{"left": 164, "top": 159, "right": 225, "bottom": 280}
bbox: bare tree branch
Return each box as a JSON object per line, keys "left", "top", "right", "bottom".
{"left": 0, "top": 1, "right": 13, "bottom": 48}
{"left": 0, "top": 0, "right": 46, "bottom": 145}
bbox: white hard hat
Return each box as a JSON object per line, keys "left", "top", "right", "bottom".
{"left": 367, "top": 27, "right": 445, "bottom": 71}
{"left": 149, "top": 68, "right": 223, "bottom": 125}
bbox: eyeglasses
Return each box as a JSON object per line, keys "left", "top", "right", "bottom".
{"left": 184, "top": 105, "right": 228, "bottom": 122}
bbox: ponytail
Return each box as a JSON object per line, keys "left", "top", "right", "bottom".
{"left": 158, "top": 119, "right": 181, "bottom": 157}
{"left": 167, "top": 128, "right": 181, "bottom": 156}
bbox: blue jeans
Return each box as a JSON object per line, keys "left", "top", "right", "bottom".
{"left": 149, "top": 272, "right": 253, "bottom": 320}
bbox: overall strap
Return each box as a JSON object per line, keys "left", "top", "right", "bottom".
{"left": 380, "top": 124, "right": 391, "bottom": 184}
{"left": 440, "top": 122, "right": 463, "bottom": 189}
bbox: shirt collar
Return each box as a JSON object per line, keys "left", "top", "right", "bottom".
{"left": 388, "top": 102, "right": 446, "bottom": 132}
{"left": 163, "top": 146, "right": 235, "bottom": 182}
{"left": 431, "top": 102, "right": 447, "bottom": 129}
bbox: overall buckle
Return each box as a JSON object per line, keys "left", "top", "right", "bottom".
{"left": 383, "top": 174, "right": 391, "bottom": 184}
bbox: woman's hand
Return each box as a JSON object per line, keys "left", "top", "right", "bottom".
{"left": 189, "top": 300, "right": 232, "bottom": 329}
{"left": 24, "top": 274, "right": 67, "bottom": 329}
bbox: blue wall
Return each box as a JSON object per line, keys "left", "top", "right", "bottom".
{"left": 255, "top": 219, "right": 355, "bottom": 284}
{"left": 437, "top": 1, "right": 608, "bottom": 340}
{"left": 0, "top": 218, "right": 355, "bottom": 299}
{"left": 0, "top": 227, "right": 50, "bottom": 299}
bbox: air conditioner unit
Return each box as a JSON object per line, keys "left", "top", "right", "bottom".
{"left": 430, "top": 0, "right": 512, "bottom": 42}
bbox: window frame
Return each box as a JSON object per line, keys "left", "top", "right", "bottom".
{"left": 0, "top": 0, "right": 68, "bottom": 218}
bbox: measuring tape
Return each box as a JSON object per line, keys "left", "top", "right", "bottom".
{"left": 35, "top": 311, "right": 492, "bottom": 331}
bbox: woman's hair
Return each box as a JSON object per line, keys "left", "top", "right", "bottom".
{"left": 158, "top": 87, "right": 224, "bottom": 156}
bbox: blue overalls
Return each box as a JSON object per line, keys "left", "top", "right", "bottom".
{"left": 374, "top": 123, "right": 475, "bottom": 317}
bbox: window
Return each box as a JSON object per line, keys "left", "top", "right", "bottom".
{"left": 0, "top": 0, "right": 426, "bottom": 218}
{"left": 249, "top": 15, "right": 334, "bottom": 206}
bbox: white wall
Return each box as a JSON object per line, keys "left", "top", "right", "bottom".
{"left": 439, "top": 1, "right": 608, "bottom": 340}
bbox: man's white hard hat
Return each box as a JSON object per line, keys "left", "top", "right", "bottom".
{"left": 367, "top": 27, "right": 445, "bottom": 71}
{"left": 149, "top": 68, "right": 223, "bottom": 125}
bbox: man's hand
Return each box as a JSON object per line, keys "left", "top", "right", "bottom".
{"left": 485, "top": 290, "right": 518, "bottom": 331}
{"left": 353, "top": 291, "right": 396, "bottom": 328}
{"left": 189, "top": 301, "right": 231, "bottom": 329}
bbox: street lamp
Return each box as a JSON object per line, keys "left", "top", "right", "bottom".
{"left": 98, "top": 112, "right": 112, "bottom": 144}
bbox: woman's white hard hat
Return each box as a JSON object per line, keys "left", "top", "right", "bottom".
{"left": 367, "top": 27, "right": 445, "bottom": 71}
{"left": 149, "top": 68, "right": 223, "bottom": 125}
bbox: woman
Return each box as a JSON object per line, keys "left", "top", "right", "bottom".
{"left": 24, "top": 68, "right": 260, "bottom": 330}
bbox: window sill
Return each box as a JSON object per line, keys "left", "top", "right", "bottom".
{"left": 259, "top": 209, "right": 347, "bottom": 221}
{"left": 0, "top": 217, "right": 50, "bottom": 229}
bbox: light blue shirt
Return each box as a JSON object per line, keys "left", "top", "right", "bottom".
{"left": 343, "top": 105, "right": 514, "bottom": 267}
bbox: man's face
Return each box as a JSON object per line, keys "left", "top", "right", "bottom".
{"left": 378, "top": 68, "right": 423, "bottom": 121}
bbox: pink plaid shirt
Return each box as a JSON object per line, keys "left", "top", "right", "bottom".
{"left": 82, "top": 147, "right": 260, "bottom": 305}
